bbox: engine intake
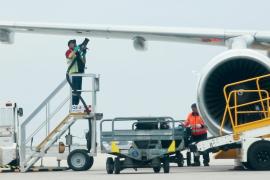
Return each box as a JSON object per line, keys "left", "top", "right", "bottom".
{"left": 0, "top": 29, "right": 13, "bottom": 44}
{"left": 133, "top": 36, "right": 147, "bottom": 51}
{"left": 197, "top": 49, "right": 270, "bottom": 136}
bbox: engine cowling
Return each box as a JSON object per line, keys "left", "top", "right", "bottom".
{"left": 0, "top": 29, "right": 13, "bottom": 44}
{"left": 133, "top": 36, "right": 147, "bottom": 51}
{"left": 197, "top": 49, "right": 270, "bottom": 136}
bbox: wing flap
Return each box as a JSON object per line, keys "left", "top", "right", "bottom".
{"left": 0, "top": 21, "right": 227, "bottom": 46}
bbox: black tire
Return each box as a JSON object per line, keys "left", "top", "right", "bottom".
{"left": 153, "top": 166, "right": 161, "bottom": 173}
{"left": 67, "top": 149, "right": 94, "bottom": 171}
{"left": 163, "top": 157, "right": 170, "bottom": 173}
{"left": 106, "top": 157, "right": 114, "bottom": 174}
{"left": 114, "top": 157, "right": 121, "bottom": 174}
{"left": 176, "top": 152, "right": 184, "bottom": 167}
{"left": 247, "top": 141, "right": 270, "bottom": 170}
{"left": 242, "top": 162, "right": 252, "bottom": 170}
{"left": 177, "top": 162, "right": 184, "bottom": 167}
{"left": 8, "top": 159, "right": 19, "bottom": 167}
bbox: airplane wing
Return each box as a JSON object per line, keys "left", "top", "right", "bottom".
{"left": 0, "top": 21, "right": 270, "bottom": 50}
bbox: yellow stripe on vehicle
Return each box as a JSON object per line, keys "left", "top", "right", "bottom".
{"left": 168, "top": 140, "right": 176, "bottom": 153}
{"left": 111, "top": 141, "right": 120, "bottom": 153}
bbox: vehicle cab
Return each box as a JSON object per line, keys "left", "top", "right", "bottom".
{"left": 0, "top": 101, "right": 22, "bottom": 166}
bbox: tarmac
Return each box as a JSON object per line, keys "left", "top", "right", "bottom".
{"left": 1, "top": 153, "right": 270, "bottom": 180}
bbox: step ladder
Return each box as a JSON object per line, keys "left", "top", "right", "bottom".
{"left": 19, "top": 73, "right": 100, "bottom": 172}
{"left": 36, "top": 113, "right": 87, "bottom": 152}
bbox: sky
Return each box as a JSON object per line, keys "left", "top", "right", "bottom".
{"left": 0, "top": 0, "right": 270, "bottom": 135}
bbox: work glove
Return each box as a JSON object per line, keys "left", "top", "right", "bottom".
{"left": 195, "top": 124, "right": 202, "bottom": 128}
{"left": 74, "top": 46, "right": 80, "bottom": 52}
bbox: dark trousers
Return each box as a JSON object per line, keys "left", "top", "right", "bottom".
{"left": 71, "top": 76, "right": 82, "bottom": 105}
{"left": 189, "top": 133, "right": 210, "bottom": 165}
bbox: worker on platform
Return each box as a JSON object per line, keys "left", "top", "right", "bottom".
{"left": 184, "top": 103, "right": 209, "bottom": 166}
{"left": 65, "top": 39, "right": 86, "bottom": 108}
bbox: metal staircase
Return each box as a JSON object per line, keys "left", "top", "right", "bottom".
{"left": 19, "top": 74, "right": 100, "bottom": 172}
{"left": 36, "top": 113, "right": 85, "bottom": 152}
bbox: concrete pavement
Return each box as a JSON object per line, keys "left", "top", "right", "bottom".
{"left": 1, "top": 153, "right": 270, "bottom": 180}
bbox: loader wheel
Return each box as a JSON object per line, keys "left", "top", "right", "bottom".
{"left": 114, "top": 157, "right": 121, "bottom": 174}
{"left": 153, "top": 166, "right": 161, "bottom": 173}
{"left": 176, "top": 152, "right": 184, "bottom": 167}
{"left": 242, "top": 162, "right": 252, "bottom": 170}
{"left": 247, "top": 141, "right": 270, "bottom": 170}
{"left": 163, "top": 157, "right": 170, "bottom": 173}
{"left": 67, "top": 149, "right": 93, "bottom": 171}
{"left": 106, "top": 157, "right": 114, "bottom": 174}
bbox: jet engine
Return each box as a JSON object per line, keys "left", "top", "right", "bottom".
{"left": 133, "top": 36, "right": 147, "bottom": 51}
{"left": 197, "top": 49, "right": 270, "bottom": 136}
{"left": 0, "top": 29, "right": 13, "bottom": 44}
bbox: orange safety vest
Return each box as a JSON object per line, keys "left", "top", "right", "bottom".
{"left": 184, "top": 112, "right": 207, "bottom": 136}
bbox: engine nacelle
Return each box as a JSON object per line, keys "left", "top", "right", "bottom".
{"left": 0, "top": 29, "right": 13, "bottom": 44}
{"left": 197, "top": 49, "right": 270, "bottom": 136}
{"left": 133, "top": 36, "right": 147, "bottom": 51}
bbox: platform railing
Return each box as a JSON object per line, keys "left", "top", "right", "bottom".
{"left": 100, "top": 117, "right": 184, "bottom": 141}
{"left": 220, "top": 74, "right": 270, "bottom": 137}
{"left": 19, "top": 79, "right": 68, "bottom": 171}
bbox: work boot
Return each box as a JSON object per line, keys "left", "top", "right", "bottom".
{"left": 203, "top": 158, "right": 209, "bottom": 166}
{"left": 203, "top": 152, "right": 210, "bottom": 167}
{"left": 192, "top": 162, "right": 201, "bottom": 166}
{"left": 193, "top": 156, "right": 201, "bottom": 166}
{"left": 186, "top": 152, "right": 191, "bottom": 166}
{"left": 71, "top": 105, "right": 79, "bottom": 112}
{"left": 203, "top": 162, "right": 209, "bottom": 166}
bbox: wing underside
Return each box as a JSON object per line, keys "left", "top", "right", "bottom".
{"left": 0, "top": 21, "right": 270, "bottom": 50}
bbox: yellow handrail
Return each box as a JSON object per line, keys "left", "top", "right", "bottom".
{"left": 227, "top": 90, "right": 269, "bottom": 109}
{"left": 220, "top": 90, "right": 270, "bottom": 135}
{"left": 220, "top": 73, "right": 270, "bottom": 137}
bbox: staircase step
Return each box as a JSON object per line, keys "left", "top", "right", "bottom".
{"left": 36, "top": 114, "right": 72, "bottom": 151}
{"left": 36, "top": 113, "right": 88, "bottom": 151}
{"left": 28, "top": 112, "right": 88, "bottom": 172}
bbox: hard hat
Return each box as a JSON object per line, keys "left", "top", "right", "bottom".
{"left": 191, "top": 103, "right": 197, "bottom": 108}
{"left": 68, "top": 39, "right": 76, "bottom": 46}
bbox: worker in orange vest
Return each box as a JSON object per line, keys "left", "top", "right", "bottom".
{"left": 184, "top": 103, "right": 209, "bottom": 166}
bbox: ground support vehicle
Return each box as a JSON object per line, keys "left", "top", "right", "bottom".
{"left": 190, "top": 74, "right": 270, "bottom": 170}
{"left": 100, "top": 117, "right": 187, "bottom": 174}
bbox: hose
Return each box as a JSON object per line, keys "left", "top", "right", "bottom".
{"left": 66, "top": 48, "right": 92, "bottom": 152}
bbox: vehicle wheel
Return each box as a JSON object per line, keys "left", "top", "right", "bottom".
{"left": 242, "top": 162, "right": 252, "bottom": 170}
{"left": 67, "top": 149, "right": 94, "bottom": 171}
{"left": 163, "top": 157, "right": 170, "bottom": 173}
{"left": 8, "top": 159, "right": 19, "bottom": 170}
{"left": 114, "top": 157, "right": 121, "bottom": 174}
{"left": 8, "top": 159, "right": 19, "bottom": 167}
{"left": 153, "top": 166, "right": 161, "bottom": 173}
{"left": 176, "top": 152, "right": 184, "bottom": 167}
{"left": 177, "top": 162, "right": 184, "bottom": 167}
{"left": 106, "top": 157, "right": 114, "bottom": 174}
{"left": 186, "top": 152, "right": 191, "bottom": 166}
{"left": 248, "top": 141, "right": 270, "bottom": 170}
